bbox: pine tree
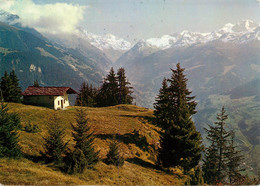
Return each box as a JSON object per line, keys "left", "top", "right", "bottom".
{"left": 9, "top": 70, "right": 22, "bottom": 103}
{"left": 33, "top": 80, "right": 40, "bottom": 87}
{"left": 117, "top": 67, "right": 133, "bottom": 104}
{"left": 97, "top": 67, "right": 118, "bottom": 107}
{"left": 0, "top": 71, "right": 11, "bottom": 102}
{"left": 155, "top": 63, "right": 203, "bottom": 172}
{"left": 41, "top": 114, "right": 68, "bottom": 164}
{"left": 0, "top": 101, "right": 21, "bottom": 158}
{"left": 154, "top": 78, "right": 170, "bottom": 130}
{"left": 105, "top": 139, "right": 124, "bottom": 166}
{"left": 202, "top": 106, "right": 245, "bottom": 184}
{"left": 75, "top": 82, "right": 97, "bottom": 107}
{"left": 202, "top": 142, "right": 219, "bottom": 184}
{"left": 64, "top": 108, "right": 99, "bottom": 173}
{"left": 187, "top": 165, "right": 204, "bottom": 185}
{"left": 226, "top": 131, "right": 245, "bottom": 184}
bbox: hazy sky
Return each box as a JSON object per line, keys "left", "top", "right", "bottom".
{"left": 1, "top": 0, "right": 260, "bottom": 42}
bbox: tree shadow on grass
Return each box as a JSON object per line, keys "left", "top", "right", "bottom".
{"left": 95, "top": 130, "right": 149, "bottom": 151}
{"left": 126, "top": 157, "right": 160, "bottom": 170}
{"left": 23, "top": 153, "right": 43, "bottom": 163}
{"left": 120, "top": 114, "right": 157, "bottom": 126}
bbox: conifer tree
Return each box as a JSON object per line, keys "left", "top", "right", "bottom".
{"left": 117, "top": 67, "right": 133, "bottom": 104}
{"left": 9, "top": 70, "right": 22, "bottom": 103}
{"left": 33, "top": 80, "right": 40, "bottom": 87}
{"left": 155, "top": 63, "right": 203, "bottom": 172}
{"left": 105, "top": 139, "right": 124, "bottom": 166}
{"left": 97, "top": 67, "right": 118, "bottom": 106}
{"left": 203, "top": 106, "right": 230, "bottom": 183}
{"left": 0, "top": 101, "right": 21, "bottom": 158}
{"left": 202, "top": 142, "right": 219, "bottom": 184}
{"left": 202, "top": 106, "right": 244, "bottom": 184}
{"left": 226, "top": 131, "right": 245, "bottom": 184}
{"left": 41, "top": 114, "right": 68, "bottom": 164}
{"left": 154, "top": 78, "right": 170, "bottom": 130}
{"left": 188, "top": 165, "right": 204, "bottom": 185}
{"left": 0, "top": 70, "right": 21, "bottom": 103}
{"left": 0, "top": 71, "right": 11, "bottom": 102}
{"left": 75, "top": 82, "right": 97, "bottom": 107}
{"left": 64, "top": 108, "right": 99, "bottom": 173}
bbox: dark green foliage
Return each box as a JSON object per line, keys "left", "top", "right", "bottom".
{"left": 105, "top": 139, "right": 124, "bottom": 167}
{"left": 186, "top": 166, "right": 204, "bottom": 185}
{"left": 75, "top": 82, "right": 97, "bottom": 107}
{"left": 0, "top": 70, "right": 21, "bottom": 103}
{"left": 64, "top": 108, "right": 99, "bottom": 174}
{"left": 9, "top": 70, "right": 22, "bottom": 103}
{"left": 33, "top": 80, "right": 40, "bottom": 87}
{"left": 0, "top": 101, "right": 21, "bottom": 158}
{"left": 41, "top": 114, "right": 68, "bottom": 165}
{"left": 23, "top": 121, "right": 40, "bottom": 133}
{"left": 117, "top": 67, "right": 133, "bottom": 104}
{"left": 202, "top": 143, "right": 219, "bottom": 184}
{"left": 97, "top": 67, "right": 119, "bottom": 107}
{"left": 0, "top": 71, "right": 11, "bottom": 102}
{"left": 63, "top": 149, "right": 87, "bottom": 174}
{"left": 154, "top": 63, "right": 203, "bottom": 172}
{"left": 96, "top": 67, "right": 134, "bottom": 107}
{"left": 226, "top": 132, "right": 245, "bottom": 184}
{"left": 154, "top": 78, "right": 170, "bottom": 130}
{"left": 203, "top": 107, "right": 245, "bottom": 184}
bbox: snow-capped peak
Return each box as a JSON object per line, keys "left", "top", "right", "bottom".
{"left": 79, "top": 29, "right": 132, "bottom": 51}
{"left": 232, "top": 20, "right": 259, "bottom": 32}
{"left": 138, "top": 20, "right": 260, "bottom": 50}
{"left": 218, "top": 23, "right": 235, "bottom": 34}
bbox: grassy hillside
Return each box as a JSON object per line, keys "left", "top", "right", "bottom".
{"left": 0, "top": 103, "right": 186, "bottom": 185}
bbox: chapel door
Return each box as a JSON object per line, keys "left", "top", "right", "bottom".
{"left": 61, "top": 100, "right": 63, "bottom": 109}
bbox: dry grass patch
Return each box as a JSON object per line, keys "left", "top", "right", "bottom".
{"left": 1, "top": 103, "right": 186, "bottom": 185}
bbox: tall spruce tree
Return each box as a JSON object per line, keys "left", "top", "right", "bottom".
{"left": 64, "top": 108, "right": 99, "bottom": 173}
{"left": 117, "top": 67, "right": 133, "bottom": 104}
{"left": 0, "top": 70, "right": 21, "bottom": 103}
{"left": 9, "top": 70, "right": 22, "bottom": 103}
{"left": 154, "top": 78, "right": 170, "bottom": 130}
{"left": 203, "top": 107, "right": 230, "bottom": 183}
{"left": 97, "top": 67, "right": 118, "bottom": 107}
{"left": 202, "top": 106, "right": 244, "bottom": 184}
{"left": 155, "top": 63, "right": 203, "bottom": 172}
{"left": 0, "top": 101, "right": 21, "bottom": 158}
{"left": 75, "top": 82, "right": 97, "bottom": 107}
{"left": 0, "top": 71, "right": 11, "bottom": 102}
{"left": 33, "top": 80, "right": 40, "bottom": 87}
{"left": 226, "top": 131, "right": 245, "bottom": 184}
{"left": 41, "top": 114, "right": 68, "bottom": 164}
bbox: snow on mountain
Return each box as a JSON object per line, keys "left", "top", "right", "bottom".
{"left": 135, "top": 20, "right": 260, "bottom": 50}
{"left": 79, "top": 29, "right": 132, "bottom": 51}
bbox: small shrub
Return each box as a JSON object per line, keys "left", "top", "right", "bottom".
{"left": 0, "top": 102, "right": 21, "bottom": 158}
{"left": 23, "top": 121, "right": 40, "bottom": 133}
{"left": 63, "top": 149, "right": 87, "bottom": 174}
{"left": 186, "top": 166, "right": 204, "bottom": 185}
{"left": 105, "top": 139, "right": 124, "bottom": 167}
{"left": 41, "top": 114, "right": 67, "bottom": 165}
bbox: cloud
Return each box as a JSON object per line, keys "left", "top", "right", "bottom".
{"left": 0, "top": 0, "right": 86, "bottom": 35}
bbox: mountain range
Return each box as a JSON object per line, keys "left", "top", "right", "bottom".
{"left": 0, "top": 10, "right": 259, "bottom": 174}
